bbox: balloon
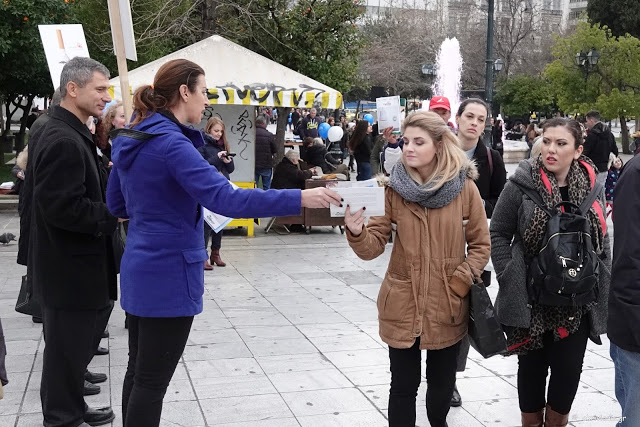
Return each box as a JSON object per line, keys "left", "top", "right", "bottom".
{"left": 363, "top": 113, "right": 374, "bottom": 125}
{"left": 318, "top": 122, "right": 331, "bottom": 139}
{"left": 327, "top": 126, "right": 344, "bottom": 142}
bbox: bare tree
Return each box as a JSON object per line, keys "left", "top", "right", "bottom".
{"left": 358, "top": 8, "right": 441, "bottom": 98}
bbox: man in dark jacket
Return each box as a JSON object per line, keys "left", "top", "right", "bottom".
{"left": 302, "top": 138, "right": 350, "bottom": 177}
{"left": 584, "top": 110, "right": 618, "bottom": 178}
{"left": 254, "top": 115, "right": 277, "bottom": 190}
{"left": 299, "top": 107, "right": 319, "bottom": 139}
{"left": 25, "top": 57, "right": 117, "bottom": 426}
{"left": 291, "top": 108, "right": 301, "bottom": 131}
{"left": 272, "top": 150, "right": 314, "bottom": 190}
{"left": 609, "top": 154, "right": 640, "bottom": 425}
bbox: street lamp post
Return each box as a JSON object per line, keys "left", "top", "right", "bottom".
{"left": 484, "top": 0, "right": 496, "bottom": 147}
{"left": 575, "top": 47, "right": 600, "bottom": 80}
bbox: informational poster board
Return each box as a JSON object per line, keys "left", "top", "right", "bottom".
{"left": 38, "top": 24, "right": 91, "bottom": 90}
{"left": 376, "top": 95, "right": 402, "bottom": 132}
{"left": 198, "top": 105, "right": 256, "bottom": 182}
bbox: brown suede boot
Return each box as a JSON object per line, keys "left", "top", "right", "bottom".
{"left": 211, "top": 249, "right": 226, "bottom": 267}
{"left": 544, "top": 405, "right": 569, "bottom": 427}
{"left": 521, "top": 409, "right": 544, "bottom": 427}
{"left": 204, "top": 260, "right": 213, "bottom": 271}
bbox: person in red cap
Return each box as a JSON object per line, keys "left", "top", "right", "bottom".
{"left": 429, "top": 96, "right": 455, "bottom": 130}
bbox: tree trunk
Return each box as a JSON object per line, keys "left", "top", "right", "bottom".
{"left": 16, "top": 94, "right": 35, "bottom": 153}
{"left": 274, "top": 107, "right": 291, "bottom": 164}
{"left": 620, "top": 114, "right": 630, "bottom": 154}
{"left": 3, "top": 95, "right": 19, "bottom": 136}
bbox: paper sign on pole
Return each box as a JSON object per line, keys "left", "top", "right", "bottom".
{"left": 108, "top": 0, "right": 137, "bottom": 61}
{"left": 376, "top": 95, "right": 402, "bottom": 133}
{"left": 38, "top": 24, "right": 91, "bottom": 90}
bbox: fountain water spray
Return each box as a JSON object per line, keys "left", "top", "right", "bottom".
{"left": 431, "top": 38, "right": 463, "bottom": 116}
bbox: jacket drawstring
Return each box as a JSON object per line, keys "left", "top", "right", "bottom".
{"left": 442, "top": 265, "right": 455, "bottom": 324}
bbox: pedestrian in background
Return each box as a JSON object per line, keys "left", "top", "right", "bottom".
{"left": 254, "top": 115, "right": 277, "bottom": 190}
{"left": 198, "top": 117, "right": 234, "bottom": 270}
{"left": 348, "top": 120, "right": 374, "bottom": 181}
{"left": 609, "top": 151, "right": 640, "bottom": 427}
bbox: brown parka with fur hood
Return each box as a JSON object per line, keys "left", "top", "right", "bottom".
{"left": 347, "top": 159, "right": 491, "bottom": 350}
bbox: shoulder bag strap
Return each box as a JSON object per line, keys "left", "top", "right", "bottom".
{"left": 486, "top": 146, "right": 494, "bottom": 176}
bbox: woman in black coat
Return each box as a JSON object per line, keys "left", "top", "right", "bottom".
{"left": 198, "top": 117, "right": 235, "bottom": 270}
{"left": 492, "top": 119, "right": 504, "bottom": 158}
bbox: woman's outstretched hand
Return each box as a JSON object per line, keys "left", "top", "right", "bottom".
{"left": 301, "top": 187, "right": 342, "bottom": 209}
{"left": 344, "top": 205, "right": 366, "bottom": 236}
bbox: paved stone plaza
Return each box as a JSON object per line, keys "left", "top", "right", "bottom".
{"left": 0, "top": 162, "right": 624, "bottom": 426}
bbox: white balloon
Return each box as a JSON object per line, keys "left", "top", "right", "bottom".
{"left": 327, "top": 126, "right": 344, "bottom": 142}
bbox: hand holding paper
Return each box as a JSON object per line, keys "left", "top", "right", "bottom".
{"left": 344, "top": 205, "right": 367, "bottom": 236}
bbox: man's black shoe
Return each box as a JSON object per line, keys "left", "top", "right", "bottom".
{"left": 94, "top": 346, "right": 109, "bottom": 356}
{"left": 450, "top": 384, "right": 462, "bottom": 407}
{"left": 101, "top": 329, "right": 109, "bottom": 339}
{"left": 32, "top": 316, "right": 42, "bottom": 324}
{"left": 84, "top": 406, "right": 115, "bottom": 426}
{"left": 83, "top": 380, "right": 100, "bottom": 396}
{"left": 85, "top": 370, "right": 107, "bottom": 384}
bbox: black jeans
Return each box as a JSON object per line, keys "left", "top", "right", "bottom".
{"left": 41, "top": 304, "right": 112, "bottom": 427}
{"left": 517, "top": 318, "right": 589, "bottom": 414}
{"left": 122, "top": 314, "right": 193, "bottom": 427}
{"left": 204, "top": 223, "right": 222, "bottom": 251}
{"left": 388, "top": 337, "right": 461, "bottom": 427}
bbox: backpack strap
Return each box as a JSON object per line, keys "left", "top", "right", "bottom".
{"left": 486, "top": 146, "right": 494, "bottom": 176}
{"left": 512, "top": 181, "right": 553, "bottom": 216}
{"left": 579, "top": 181, "right": 603, "bottom": 216}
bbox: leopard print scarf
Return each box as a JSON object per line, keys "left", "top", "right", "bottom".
{"left": 506, "top": 155, "right": 604, "bottom": 356}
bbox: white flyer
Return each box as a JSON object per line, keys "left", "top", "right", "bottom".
{"left": 202, "top": 181, "right": 239, "bottom": 232}
{"left": 376, "top": 95, "right": 402, "bottom": 132}
{"left": 38, "top": 24, "right": 91, "bottom": 90}
{"left": 329, "top": 186, "right": 385, "bottom": 218}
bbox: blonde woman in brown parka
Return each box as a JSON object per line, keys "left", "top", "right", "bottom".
{"left": 345, "top": 111, "right": 490, "bottom": 427}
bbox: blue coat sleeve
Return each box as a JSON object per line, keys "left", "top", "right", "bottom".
{"left": 106, "top": 166, "right": 128, "bottom": 218}
{"left": 165, "top": 135, "right": 302, "bottom": 218}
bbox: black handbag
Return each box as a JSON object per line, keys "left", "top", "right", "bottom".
{"left": 467, "top": 278, "right": 507, "bottom": 358}
{"left": 15, "top": 275, "right": 41, "bottom": 317}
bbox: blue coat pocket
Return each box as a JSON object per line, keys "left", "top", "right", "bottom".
{"left": 182, "top": 248, "right": 208, "bottom": 300}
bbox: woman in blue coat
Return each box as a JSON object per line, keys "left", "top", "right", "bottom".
{"left": 106, "top": 58, "right": 340, "bottom": 427}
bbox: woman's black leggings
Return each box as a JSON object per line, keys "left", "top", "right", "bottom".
{"left": 517, "top": 319, "right": 589, "bottom": 415}
{"left": 388, "top": 337, "right": 461, "bottom": 427}
{"left": 204, "top": 223, "right": 222, "bottom": 250}
{"left": 122, "top": 314, "right": 193, "bottom": 427}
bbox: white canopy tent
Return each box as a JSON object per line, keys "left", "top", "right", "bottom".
{"left": 109, "top": 35, "right": 343, "bottom": 109}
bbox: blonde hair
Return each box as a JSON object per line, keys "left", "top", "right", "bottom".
{"left": 205, "top": 117, "right": 230, "bottom": 152}
{"left": 401, "top": 111, "right": 467, "bottom": 190}
{"left": 530, "top": 135, "right": 543, "bottom": 159}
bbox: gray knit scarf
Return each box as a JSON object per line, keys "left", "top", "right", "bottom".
{"left": 390, "top": 162, "right": 466, "bottom": 209}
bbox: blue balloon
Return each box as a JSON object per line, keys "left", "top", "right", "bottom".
{"left": 318, "top": 122, "right": 331, "bottom": 139}
{"left": 363, "top": 113, "right": 374, "bottom": 125}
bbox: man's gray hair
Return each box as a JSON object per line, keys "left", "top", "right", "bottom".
{"left": 285, "top": 150, "right": 299, "bottom": 160}
{"left": 50, "top": 88, "right": 62, "bottom": 108}
{"left": 310, "top": 108, "right": 317, "bottom": 114}
{"left": 255, "top": 115, "right": 267, "bottom": 127}
{"left": 313, "top": 137, "right": 324, "bottom": 146}
{"left": 59, "top": 57, "right": 110, "bottom": 98}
